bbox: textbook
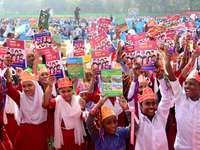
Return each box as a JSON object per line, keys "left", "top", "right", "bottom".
{"left": 73, "top": 40, "right": 85, "bottom": 56}
{"left": 52, "top": 35, "right": 61, "bottom": 51}
{"left": 38, "top": 10, "right": 49, "bottom": 29}
{"left": 66, "top": 57, "right": 85, "bottom": 79}
{"left": 101, "top": 69, "right": 123, "bottom": 97}
{"left": 135, "top": 41, "right": 157, "bottom": 70}
{"left": 45, "top": 52, "right": 64, "bottom": 79}
{"left": 7, "top": 39, "right": 27, "bottom": 70}
{"left": 115, "top": 15, "right": 129, "bottom": 32}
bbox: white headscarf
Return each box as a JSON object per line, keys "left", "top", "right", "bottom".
{"left": 4, "top": 96, "right": 20, "bottom": 125}
{"left": 54, "top": 95, "right": 86, "bottom": 149}
{"left": 19, "top": 81, "right": 47, "bottom": 124}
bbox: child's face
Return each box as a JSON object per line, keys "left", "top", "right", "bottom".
{"left": 184, "top": 78, "right": 200, "bottom": 101}
{"left": 102, "top": 115, "right": 117, "bottom": 136}
{"left": 139, "top": 82, "right": 148, "bottom": 93}
{"left": 80, "top": 92, "right": 87, "bottom": 101}
{"left": 140, "top": 98, "right": 157, "bottom": 117}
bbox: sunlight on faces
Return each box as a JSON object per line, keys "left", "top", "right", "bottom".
{"left": 102, "top": 115, "right": 117, "bottom": 136}
{"left": 184, "top": 78, "right": 200, "bottom": 101}
{"left": 58, "top": 86, "right": 73, "bottom": 102}
{"left": 39, "top": 72, "right": 48, "bottom": 85}
{"left": 22, "top": 81, "right": 35, "bottom": 96}
{"left": 140, "top": 98, "right": 157, "bottom": 117}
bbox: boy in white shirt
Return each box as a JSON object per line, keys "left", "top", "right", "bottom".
{"left": 133, "top": 61, "right": 172, "bottom": 150}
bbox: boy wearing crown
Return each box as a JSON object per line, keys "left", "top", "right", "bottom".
{"left": 134, "top": 60, "right": 172, "bottom": 150}
{"left": 86, "top": 93, "right": 135, "bottom": 150}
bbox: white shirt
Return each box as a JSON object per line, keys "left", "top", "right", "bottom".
{"left": 171, "top": 80, "right": 200, "bottom": 150}
{"left": 135, "top": 78, "right": 171, "bottom": 150}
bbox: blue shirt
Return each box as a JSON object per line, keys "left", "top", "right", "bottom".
{"left": 92, "top": 127, "right": 129, "bottom": 150}
{"left": 119, "top": 60, "right": 127, "bottom": 73}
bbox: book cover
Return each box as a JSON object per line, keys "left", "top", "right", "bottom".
{"left": 15, "top": 24, "right": 26, "bottom": 35}
{"left": 0, "top": 47, "right": 7, "bottom": 70}
{"left": 124, "top": 45, "right": 135, "bottom": 66}
{"left": 52, "top": 35, "right": 61, "bottom": 51}
{"left": 45, "top": 52, "right": 64, "bottom": 79}
{"left": 165, "top": 34, "right": 175, "bottom": 54}
{"left": 73, "top": 40, "right": 85, "bottom": 56}
{"left": 34, "top": 32, "right": 52, "bottom": 49}
{"left": 7, "top": 39, "right": 27, "bottom": 70}
{"left": 101, "top": 69, "right": 123, "bottom": 97}
{"left": 115, "top": 15, "right": 129, "bottom": 32}
{"left": 98, "top": 18, "right": 111, "bottom": 34}
{"left": 66, "top": 57, "right": 85, "bottom": 79}
{"left": 38, "top": 10, "right": 49, "bottom": 29}
{"left": 91, "top": 32, "right": 115, "bottom": 54}
{"left": 135, "top": 41, "right": 157, "bottom": 70}
{"left": 91, "top": 49, "right": 111, "bottom": 74}
{"left": 87, "top": 26, "right": 98, "bottom": 41}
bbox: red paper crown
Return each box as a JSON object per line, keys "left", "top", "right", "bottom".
{"left": 187, "top": 69, "right": 200, "bottom": 82}
{"left": 22, "top": 70, "right": 37, "bottom": 82}
{"left": 138, "top": 75, "right": 148, "bottom": 84}
{"left": 57, "top": 77, "right": 73, "bottom": 88}
{"left": 138, "top": 87, "right": 156, "bottom": 103}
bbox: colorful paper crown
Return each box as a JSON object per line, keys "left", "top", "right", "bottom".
{"left": 38, "top": 65, "right": 48, "bottom": 75}
{"left": 138, "top": 87, "right": 156, "bottom": 103}
{"left": 187, "top": 69, "right": 200, "bottom": 83}
{"left": 57, "top": 77, "right": 73, "bottom": 88}
{"left": 101, "top": 105, "right": 116, "bottom": 121}
{"left": 22, "top": 70, "right": 37, "bottom": 82}
{"left": 79, "top": 82, "right": 89, "bottom": 94}
{"left": 138, "top": 75, "right": 148, "bottom": 84}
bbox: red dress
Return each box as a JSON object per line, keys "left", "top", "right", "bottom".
{"left": 6, "top": 82, "right": 48, "bottom": 150}
{"left": 43, "top": 98, "right": 86, "bottom": 150}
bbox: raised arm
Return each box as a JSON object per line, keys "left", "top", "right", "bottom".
{"left": 127, "top": 62, "right": 141, "bottom": 101}
{"left": 86, "top": 94, "right": 108, "bottom": 137}
{"left": 32, "top": 51, "right": 43, "bottom": 75}
{"left": 43, "top": 76, "right": 56, "bottom": 107}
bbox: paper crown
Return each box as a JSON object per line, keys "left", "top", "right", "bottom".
{"left": 22, "top": 70, "right": 37, "bottom": 82}
{"left": 101, "top": 105, "right": 116, "bottom": 121}
{"left": 187, "top": 69, "right": 200, "bottom": 83}
{"left": 57, "top": 77, "right": 73, "bottom": 88}
{"left": 38, "top": 65, "right": 48, "bottom": 75}
{"left": 138, "top": 75, "right": 148, "bottom": 84}
{"left": 138, "top": 87, "right": 156, "bottom": 103}
{"left": 79, "top": 82, "right": 89, "bottom": 94}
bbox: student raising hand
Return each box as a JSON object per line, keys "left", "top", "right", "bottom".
{"left": 118, "top": 94, "right": 129, "bottom": 111}
{"left": 92, "top": 93, "right": 108, "bottom": 111}
{"left": 132, "top": 62, "right": 142, "bottom": 80}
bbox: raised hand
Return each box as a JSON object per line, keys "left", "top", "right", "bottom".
{"left": 4, "top": 56, "right": 13, "bottom": 67}
{"left": 47, "top": 76, "right": 56, "bottom": 88}
{"left": 79, "top": 98, "right": 86, "bottom": 110}
{"left": 16, "top": 67, "right": 23, "bottom": 77}
{"left": 132, "top": 62, "right": 142, "bottom": 79}
{"left": 118, "top": 94, "right": 129, "bottom": 111}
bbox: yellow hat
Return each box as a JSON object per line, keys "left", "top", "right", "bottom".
{"left": 101, "top": 106, "right": 116, "bottom": 121}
